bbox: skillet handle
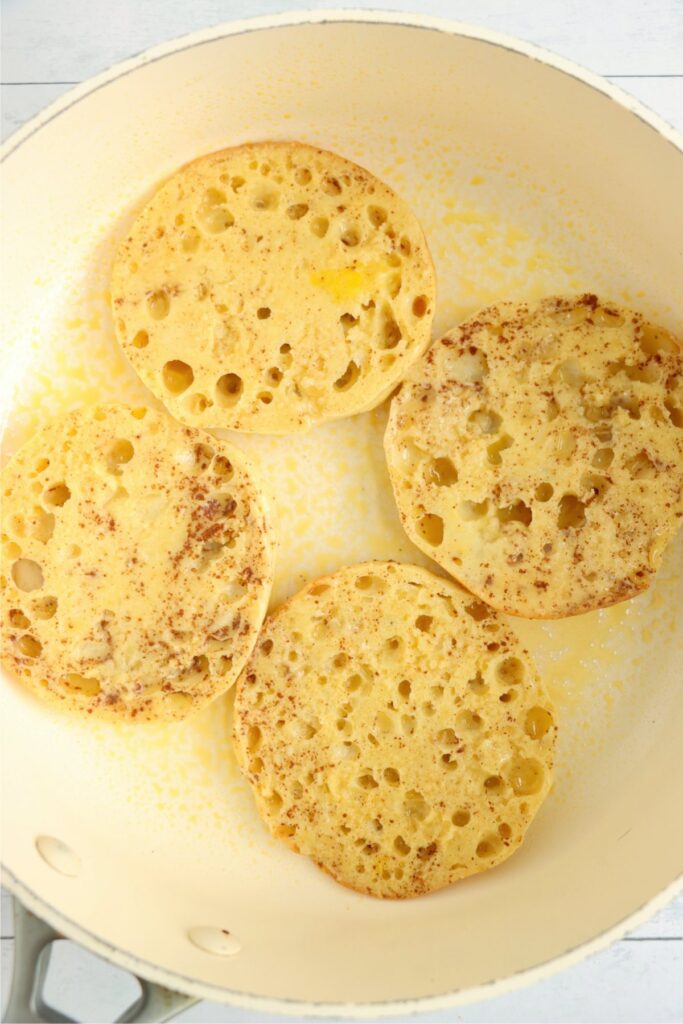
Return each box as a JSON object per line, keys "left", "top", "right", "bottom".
{"left": 3, "top": 897, "right": 198, "bottom": 1024}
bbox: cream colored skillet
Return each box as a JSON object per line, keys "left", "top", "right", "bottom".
{"left": 2, "top": 10, "right": 682, "bottom": 1022}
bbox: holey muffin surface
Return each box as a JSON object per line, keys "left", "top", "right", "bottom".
{"left": 233, "top": 562, "right": 555, "bottom": 899}
{"left": 1, "top": 405, "right": 274, "bottom": 721}
{"left": 385, "top": 295, "right": 683, "bottom": 618}
{"left": 111, "top": 141, "right": 435, "bottom": 434}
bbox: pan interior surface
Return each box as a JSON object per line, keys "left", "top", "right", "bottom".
{"left": 2, "top": 16, "right": 682, "bottom": 1012}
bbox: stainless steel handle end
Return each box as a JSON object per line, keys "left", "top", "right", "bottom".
{"left": 2, "top": 897, "right": 197, "bottom": 1024}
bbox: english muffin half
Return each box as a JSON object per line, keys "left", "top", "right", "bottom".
{"left": 111, "top": 141, "right": 435, "bottom": 434}
{"left": 233, "top": 561, "right": 555, "bottom": 899}
{"left": 1, "top": 404, "right": 274, "bottom": 720}
{"left": 385, "top": 295, "right": 683, "bottom": 618}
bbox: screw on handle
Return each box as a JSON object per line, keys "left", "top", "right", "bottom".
{"left": 2, "top": 897, "right": 197, "bottom": 1024}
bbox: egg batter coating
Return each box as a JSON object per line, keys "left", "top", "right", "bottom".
{"left": 1, "top": 404, "right": 274, "bottom": 720}
{"left": 111, "top": 141, "right": 435, "bottom": 434}
{"left": 385, "top": 295, "right": 683, "bottom": 617}
{"left": 233, "top": 561, "right": 555, "bottom": 898}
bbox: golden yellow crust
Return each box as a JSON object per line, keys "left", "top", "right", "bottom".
{"left": 1, "top": 404, "right": 274, "bottom": 720}
{"left": 384, "top": 295, "right": 683, "bottom": 618}
{"left": 233, "top": 561, "right": 555, "bottom": 899}
{"left": 111, "top": 140, "right": 435, "bottom": 434}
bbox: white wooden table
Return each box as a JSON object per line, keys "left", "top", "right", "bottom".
{"left": 2, "top": 2, "right": 682, "bottom": 1021}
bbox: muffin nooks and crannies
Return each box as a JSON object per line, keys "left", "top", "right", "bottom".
{"left": 385, "top": 295, "right": 683, "bottom": 618}
{"left": 233, "top": 562, "right": 555, "bottom": 899}
{"left": 111, "top": 141, "right": 435, "bottom": 434}
{"left": 1, "top": 405, "right": 274, "bottom": 720}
